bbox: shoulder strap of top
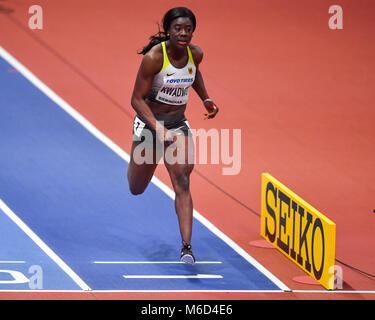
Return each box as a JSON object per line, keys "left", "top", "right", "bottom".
{"left": 187, "top": 45, "right": 195, "bottom": 66}
{"left": 160, "top": 42, "right": 170, "bottom": 72}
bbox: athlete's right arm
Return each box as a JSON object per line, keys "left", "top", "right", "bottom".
{"left": 130, "top": 49, "right": 165, "bottom": 134}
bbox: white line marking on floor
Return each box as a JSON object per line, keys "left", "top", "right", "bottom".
{"left": 123, "top": 274, "right": 223, "bottom": 279}
{"left": 93, "top": 261, "right": 222, "bottom": 264}
{"left": 1, "top": 289, "right": 375, "bottom": 294}
{"left": 0, "top": 198, "right": 91, "bottom": 291}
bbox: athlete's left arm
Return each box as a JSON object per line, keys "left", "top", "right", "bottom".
{"left": 190, "top": 45, "right": 219, "bottom": 119}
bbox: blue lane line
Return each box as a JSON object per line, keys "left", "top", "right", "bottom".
{"left": 0, "top": 54, "right": 280, "bottom": 291}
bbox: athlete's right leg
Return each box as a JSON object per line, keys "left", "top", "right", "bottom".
{"left": 127, "top": 141, "right": 160, "bottom": 195}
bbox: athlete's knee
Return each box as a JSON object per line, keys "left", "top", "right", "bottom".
{"left": 128, "top": 183, "right": 146, "bottom": 195}
{"left": 129, "top": 187, "right": 145, "bottom": 195}
{"left": 177, "top": 175, "right": 190, "bottom": 192}
{"left": 127, "top": 172, "right": 146, "bottom": 195}
{"left": 173, "top": 166, "right": 193, "bottom": 193}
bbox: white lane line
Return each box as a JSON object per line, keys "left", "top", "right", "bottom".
{"left": 0, "top": 289, "right": 282, "bottom": 293}
{"left": 123, "top": 274, "right": 223, "bottom": 279}
{"left": 0, "top": 261, "right": 25, "bottom": 263}
{"left": 1, "top": 289, "right": 375, "bottom": 294}
{"left": 0, "top": 45, "right": 290, "bottom": 292}
{"left": 93, "top": 261, "right": 222, "bottom": 264}
{"left": 0, "top": 199, "right": 91, "bottom": 291}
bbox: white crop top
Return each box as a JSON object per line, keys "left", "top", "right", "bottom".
{"left": 148, "top": 41, "right": 196, "bottom": 105}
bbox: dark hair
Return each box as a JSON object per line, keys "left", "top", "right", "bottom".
{"left": 138, "top": 7, "right": 196, "bottom": 55}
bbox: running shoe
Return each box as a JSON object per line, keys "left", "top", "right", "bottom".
{"left": 180, "top": 243, "right": 196, "bottom": 264}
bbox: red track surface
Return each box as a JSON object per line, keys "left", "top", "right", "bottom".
{"left": 0, "top": 0, "right": 374, "bottom": 300}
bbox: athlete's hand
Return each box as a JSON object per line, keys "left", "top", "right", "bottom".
{"left": 204, "top": 100, "right": 219, "bottom": 120}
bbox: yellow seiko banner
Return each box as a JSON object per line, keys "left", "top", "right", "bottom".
{"left": 261, "top": 173, "right": 336, "bottom": 290}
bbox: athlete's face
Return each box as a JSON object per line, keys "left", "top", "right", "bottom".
{"left": 168, "top": 17, "right": 194, "bottom": 47}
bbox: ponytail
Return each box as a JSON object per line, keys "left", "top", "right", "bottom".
{"left": 138, "top": 24, "right": 169, "bottom": 55}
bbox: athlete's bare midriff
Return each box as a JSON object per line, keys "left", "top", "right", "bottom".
{"left": 146, "top": 97, "right": 187, "bottom": 116}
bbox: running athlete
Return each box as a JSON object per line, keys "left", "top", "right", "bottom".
{"left": 128, "top": 7, "right": 219, "bottom": 264}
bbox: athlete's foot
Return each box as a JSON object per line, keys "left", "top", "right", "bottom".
{"left": 180, "top": 242, "right": 196, "bottom": 264}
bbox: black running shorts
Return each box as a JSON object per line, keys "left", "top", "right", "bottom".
{"left": 132, "top": 113, "right": 192, "bottom": 149}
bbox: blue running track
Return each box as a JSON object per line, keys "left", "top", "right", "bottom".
{"left": 0, "top": 48, "right": 286, "bottom": 292}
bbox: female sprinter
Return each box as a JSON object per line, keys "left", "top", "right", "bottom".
{"left": 128, "top": 7, "right": 219, "bottom": 264}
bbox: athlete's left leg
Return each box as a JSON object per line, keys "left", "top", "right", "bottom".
{"left": 164, "top": 134, "right": 195, "bottom": 246}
